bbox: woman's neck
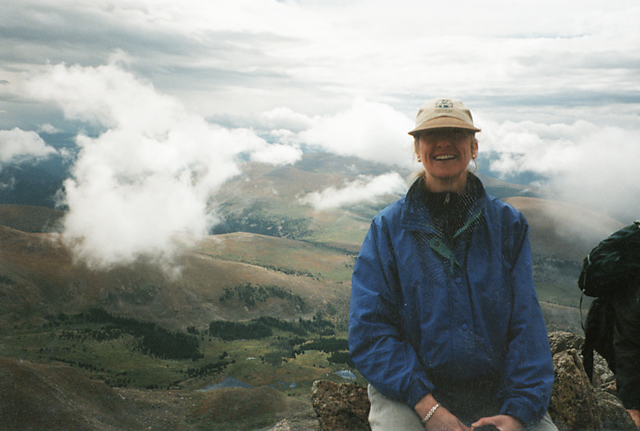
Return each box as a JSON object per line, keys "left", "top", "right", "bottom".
{"left": 422, "top": 170, "right": 468, "bottom": 193}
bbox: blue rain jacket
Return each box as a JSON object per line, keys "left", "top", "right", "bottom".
{"left": 349, "top": 177, "right": 554, "bottom": 426}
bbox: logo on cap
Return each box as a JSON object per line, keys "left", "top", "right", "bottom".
{"left": 435, "top": 99, "right": 453, "bottom": 109}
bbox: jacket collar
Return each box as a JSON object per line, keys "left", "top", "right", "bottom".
{"left": 400, "top": 172, "right": 487, "bottom": 233}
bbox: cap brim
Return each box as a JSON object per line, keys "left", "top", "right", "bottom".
{"left": 408, "top": 116, "right": 481, "bottom": 136}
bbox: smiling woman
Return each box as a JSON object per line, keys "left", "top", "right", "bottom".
{"left": 409, "top": 98, "right": 480, "bottom": 193}
{"left": 349, "top": 97, "right": 558, "bottom": 431}
{"left": 414, "top": 128, "right": 477, "bottom": 193}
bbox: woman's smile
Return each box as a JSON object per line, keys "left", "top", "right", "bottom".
{"left": 433, "top": 154, "right": 457, "bottom": 161}
{"left": 416, "top": 128, "right": 477, "bottom": 192}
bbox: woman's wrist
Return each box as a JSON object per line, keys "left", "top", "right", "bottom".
{"left": 414, "top": 393, "right": 439, "bottom": 421}
{"left": 421, "top": 403, "right": 440, "bottom": 424}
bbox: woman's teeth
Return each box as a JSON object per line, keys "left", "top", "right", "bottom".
{"left": 434, "top": 155, "right": 456, "bottom": 160}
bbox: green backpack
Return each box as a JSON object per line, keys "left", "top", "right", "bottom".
{"left": 578, "top": 221, "right": 640, "bottom": 297}
{"left": 579, "top": 221, "right": 640, "bottom": 381}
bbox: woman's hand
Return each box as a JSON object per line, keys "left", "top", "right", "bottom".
{"left": 426, "top": 406, "right": 471, "bottom": 431}
{"left": 414, "top": 394, "right": 470, "bottom": 431}
{"left": 627, "top": 409, "right": 640, "bottom": 428}
{"left": 472, "top": 415, "right": 522, "bottom": 431}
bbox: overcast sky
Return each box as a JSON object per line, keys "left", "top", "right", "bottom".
{"left": 1, "top": 0, "right": 639, "bottom": 267}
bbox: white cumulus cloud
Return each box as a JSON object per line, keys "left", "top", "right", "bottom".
{"left": 259, "top": 107, "right": 314, "bottom": 133}
{"left": 0, "top": 127, "right": 57, "bottom": 164}
{"left": 298, "top": 98, "right": 415, "bottom": 168}
{"left": 26, "top": 60, "right": 301, "bottom": 269}
{"left": 480, "top": 119, "right": 640, "bottom": 222}
{"left": 300, "top": 172, "right": 406, "bottom": 210}
{"left": 38, "top": 123, "right": 63, "bottom": 134}
{"left": 250, "top": 143, "right": 302, "bottom": 165}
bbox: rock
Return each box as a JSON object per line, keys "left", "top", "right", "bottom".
{"left": 308, "top": 332, "right": 636, "bottom": 431}
{"left": 548, "top": 331, "right": 584, "bottom": 356}
{"left": 311, "top": 380, "right": 370, "bottom": 431}
{"left": 548, "top": 349, "right": 602, "bottom": 430}
{"left": 591, "top": 351, "right": 616, "bottom": 390}
{"left": 266, "top": 418, "right": 292, "bottom": 430}
{"left": 594, "top": 390, "right": 637, "bottom": 431}
{"left": 546, "top": 332, "right": 634, "bottom": 431}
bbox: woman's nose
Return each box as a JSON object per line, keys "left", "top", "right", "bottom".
{"left": 434, "top": 136, "right": 453, "bottom": 147}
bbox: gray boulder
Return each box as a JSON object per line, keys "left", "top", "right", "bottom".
{"left": 549, "top": 349, "right": 602, "bottom": 430}
{"left": 547, "top": 332, "right": 636, "bottom": 431}
{"left": 549, "top": 331, "right": 584, "bottom": 356}
{"left": 594, "top": 390, "right": 637, "bottom": 431}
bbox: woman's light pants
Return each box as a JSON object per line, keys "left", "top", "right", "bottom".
{"left": 368, "top": 385, "right": 558, "bottom": 431}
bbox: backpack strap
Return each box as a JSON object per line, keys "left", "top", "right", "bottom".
{"left": 582, "top": 298, "right": 617, "bottom": 383}
{"left": 580, "top": 292, "right": 585, "bottom": 332}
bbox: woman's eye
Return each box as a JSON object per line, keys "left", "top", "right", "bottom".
{"left": 450, "top": 131, "right": 469, "bottom": 142}
{"left": 449, "top": 131, "right": 462, "bottom": 140}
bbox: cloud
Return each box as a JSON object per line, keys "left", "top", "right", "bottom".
{"left": 300, "top": 172, "right": 406, "bottom": 210}
{"left": 250, "top": 143, "right": 302, "bottom": 165}
{"left": 0, "top": 177, "right": 16, "bottom": 191}
{"left": 298, "top": 98, "right": 415, "bottom": 167}
{"left": 26, "top": 60, "right": 301, "bottom": 269}
{"left": 38, "top": 123, "right": 63, "bottom": 134}
{"left": 0, "top": 127, "right": 57, "bottom": 164}
{"left": 2, "top": 0, "right": 640, "bottom": 230}
{"left": 480, "top": 119, "right": 640, "bottom": 222}
{"left": 259, "top": 107, "right": 313, "bottom": 133}
{"left": 3, "top": 0, "right": 640, "bottom": 131}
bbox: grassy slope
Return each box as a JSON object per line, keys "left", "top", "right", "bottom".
{"left": 506, "top": 196, "right": 624, "bottom": 262}
{"left": 0, "top": 226, "right": 352, "bottom": 331}
{"left": 198, "top": 232, "right": 355, "bottom": 283}
{"left": 0, "top": 204, "right": 64, "bottom": 233}
{"left": 0, "top": 356, "right": 314, "bottom": 431}
{"left": 1, "top": 317, "right": 356, "bottom": 390}
{"left": 0, "top": 201, "right": 358, "bottom": 408}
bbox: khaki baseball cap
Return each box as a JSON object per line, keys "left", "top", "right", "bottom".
{"left": 408, "top": 98, "right": 481, "bottom": 136}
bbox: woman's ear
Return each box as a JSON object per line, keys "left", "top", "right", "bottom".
{"left": 472, "top": 138, "right": 479, "bottom": 159}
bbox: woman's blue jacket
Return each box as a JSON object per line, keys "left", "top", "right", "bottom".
{"left": 348, "top": 177, "right": 554, "bottom": 426}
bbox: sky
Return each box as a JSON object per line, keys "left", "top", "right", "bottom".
{"left": 1, "top": 0, "right": 639, "bottom": 267}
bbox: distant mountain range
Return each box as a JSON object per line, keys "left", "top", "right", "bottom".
{"left": 0, "top": 152, "right": 625, "bottom": 333}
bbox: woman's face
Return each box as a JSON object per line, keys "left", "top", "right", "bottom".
{"left": 415, "top": 128, "right": 478, "bottom": 192}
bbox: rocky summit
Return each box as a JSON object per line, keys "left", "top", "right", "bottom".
{"left": 310, "top": 331, "right": 637, "bottom": 431}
